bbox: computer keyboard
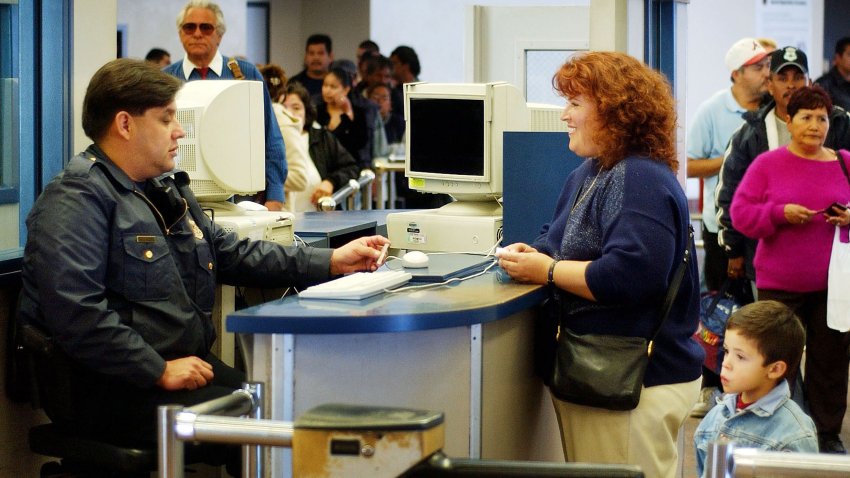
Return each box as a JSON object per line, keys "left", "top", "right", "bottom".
{"left": 299, "top": 270, "right": 413, "bottom": 300}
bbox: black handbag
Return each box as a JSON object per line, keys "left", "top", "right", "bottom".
{"left": 550, "top": 226, "right": 693, "bottom": 411}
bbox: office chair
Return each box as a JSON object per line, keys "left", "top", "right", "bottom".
{"left": 19, "top": 320, "right": 159, "bottom": 477}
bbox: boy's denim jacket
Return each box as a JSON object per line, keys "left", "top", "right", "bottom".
{"left": 694, "top": 380, "right": 819, "bottom": 477}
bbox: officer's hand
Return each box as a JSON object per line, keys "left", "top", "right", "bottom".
{"left": 330, "top": 235, "right": 390, "bottom": 275}
{"left": 156, "top": 356, "right": 214, "bottom": 391}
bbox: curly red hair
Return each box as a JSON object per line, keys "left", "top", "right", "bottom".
{"left": 553, "top": 51, "right": 678, "bottom": 171}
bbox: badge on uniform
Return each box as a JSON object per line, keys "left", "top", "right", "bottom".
{"left": 189, "top": 219, "right": 204, "bottom": 240}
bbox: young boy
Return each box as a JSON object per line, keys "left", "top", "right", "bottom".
{"left": 694, "top": 300, "right": 818, "bottom": 477}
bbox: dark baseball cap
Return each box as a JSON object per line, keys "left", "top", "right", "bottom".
{"left": 770, "top": 46, "right": 808, "bottom": 75}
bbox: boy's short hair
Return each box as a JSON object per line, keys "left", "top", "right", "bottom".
{"left": 726, "top": 300, "right": 805, "bottom": 379}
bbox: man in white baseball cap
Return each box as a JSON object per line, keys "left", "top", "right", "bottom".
{"left": 686, "top": 37, "right": 769, "bottom": 418}
{"left": 725, "top": 37, "right": 770, "bottom": 72}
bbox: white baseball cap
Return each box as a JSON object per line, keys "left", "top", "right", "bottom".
{"left": 725, "top": 38, "right": 768, "bottom": 71}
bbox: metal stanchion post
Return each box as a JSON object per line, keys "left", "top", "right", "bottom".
{"left": 243, "top": 382, "right": 263, "bottom": 478}
{"left": 705, "top": 440, "right": 733, "bottom": 478}
{"left": 158, "top": 404, "right": 185, "bottom": 478}
{"left": 362, "top": 169, "right": 375, "bottom": 210}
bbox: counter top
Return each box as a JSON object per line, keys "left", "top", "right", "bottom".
{"left": 226, "top": 267, "right": 546, "bottom": 335}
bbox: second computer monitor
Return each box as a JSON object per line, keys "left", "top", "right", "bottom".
{"left": 404, "top": 82, "right": 529, "bottom": 204}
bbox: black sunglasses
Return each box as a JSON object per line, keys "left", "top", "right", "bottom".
{"left": 181, "top": 22, "right": 216, "bottom": 35}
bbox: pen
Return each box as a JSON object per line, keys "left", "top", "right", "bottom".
{"left": 377, "top": 243, "right": 389, "bottom": 266}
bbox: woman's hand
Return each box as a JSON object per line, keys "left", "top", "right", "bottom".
{"left": 310, "top": 180, "right": 335, "bottom": 205}
{"left": 825, "top": 205, "right": 850, "bottom": 227}
{"left": 330, "top": 94, "right": 353, "bottom": 120}
{"left": 496, "top": 243, "right": 595, "bottom": 300}
{"left": 499, "top": 243, "right": 538, "bottom": 255}
{"left": 784, "top": 203, "right": 817, "bottom": 225}
{"left": 496, "top": 243, "right": 549, "bottom": 284}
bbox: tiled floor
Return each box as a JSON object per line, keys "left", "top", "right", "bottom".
{"left": 678, "top": 377, "right": 850, "bottom": 478}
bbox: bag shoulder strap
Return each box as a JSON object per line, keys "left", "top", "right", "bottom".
{"left": 227, "top": 58, "right": 245, "bottom": 80}
{"left": 651, "top": 224, "right": 694, "bottom": 343}
{"left": 705, "top": 278, "right": 733, "bottom": 315}
{"left": 838, "top": 152, "right": 850, "bottom": 189}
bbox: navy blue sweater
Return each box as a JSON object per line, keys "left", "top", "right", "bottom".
{"left": 534, "top": 156, "right": 703, "bottom": 387}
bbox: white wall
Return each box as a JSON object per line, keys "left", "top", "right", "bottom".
{"left": 73, "top": 0, "right": 120, "bottom": 154}
{"left": 268, "top": 0, "right": 303, "bottom": 76}
{"left": 683, "top": 0, "right": 824, "bottom": 132}
{"left": 118, "top": 0, "right": 248, "bottom": 63}
{"left": 682, "top": 0, "right": 824, "bottom": 199}
{"left": 369, "top": 0, "right": 588, "bottom": 83}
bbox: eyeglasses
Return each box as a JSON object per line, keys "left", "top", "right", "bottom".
{"left": 181, "top": 22, "right": 216, "bottom": 35}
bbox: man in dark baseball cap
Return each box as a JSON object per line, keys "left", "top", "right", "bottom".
{"left": 766, "top": 46, "right": 810, "bottom": 125}
{"left": 770, "top": 46, "right": 808, "bottom": 77}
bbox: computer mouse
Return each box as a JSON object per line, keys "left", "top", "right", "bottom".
{"left": 401, "top": 250, "right": 429, "bottom": 268}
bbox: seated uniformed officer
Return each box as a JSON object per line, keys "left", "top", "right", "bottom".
{"left": 18, "top": 58, "right": 388, "bottom": 474}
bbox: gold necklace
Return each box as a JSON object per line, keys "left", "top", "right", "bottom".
{"left": 571, "top": 169, "right": 601, "bottom": 212}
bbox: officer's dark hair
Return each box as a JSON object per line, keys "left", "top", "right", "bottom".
{"left": 82, "top": 58, "right": 182, "bottom": 142}
{"left": 391, "top": 45, "right": 420, "bottom": 77}
{"left": 306, "top": 33, "right": 333, "bottom": 54}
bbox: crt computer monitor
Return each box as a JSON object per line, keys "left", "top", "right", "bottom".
{"left": 175, "top": 80, "right": 265, "bottom": 202}
{"left": 403, "top": 82, "right": 529, "bottom": 209}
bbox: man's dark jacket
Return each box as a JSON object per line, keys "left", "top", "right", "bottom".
{"left": 20, "top": 145, "right": 332, "bottom": 387}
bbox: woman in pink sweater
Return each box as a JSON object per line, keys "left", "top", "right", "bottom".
{"left": 731, "top": 85, "right": 850, "bottom": 453}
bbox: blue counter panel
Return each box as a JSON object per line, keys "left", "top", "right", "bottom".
{"left": 227, "top": 268, "right": 547, "bottom": 335}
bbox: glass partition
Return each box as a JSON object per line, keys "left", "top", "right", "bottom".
{"left": 0, "top": 1, "right": 20, "bottom": 250}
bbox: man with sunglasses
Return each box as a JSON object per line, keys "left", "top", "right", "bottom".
{"left": 164, "top": 0, "right": 288, "bottom": 211}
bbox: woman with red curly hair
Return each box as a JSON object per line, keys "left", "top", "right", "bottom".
{"left": 497, "top": 51, "right": 702, "bottom": 477}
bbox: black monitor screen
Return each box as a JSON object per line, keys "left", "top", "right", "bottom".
{"left": 408, "top": 98, "right": 485, "bottom": 177}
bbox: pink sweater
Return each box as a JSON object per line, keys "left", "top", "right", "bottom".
{"left": 731, "top": 146, "right": 850, "bottom": 292}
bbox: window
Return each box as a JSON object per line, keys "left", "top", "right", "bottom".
{"left": 0, "top": 0, "right": 21, "bottom": 250}
{"left": 0, "top": 0, "right": 70, "bottom": 253}
{"left": 524, "top": 50, "right": 579, "bottom": 105}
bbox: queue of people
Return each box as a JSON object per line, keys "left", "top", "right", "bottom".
{"left": 20, "top": 0, "right": 850, "bottom": 475}
{"left": 251, "top": 30, "right": 448, "bottom": 210}
{"left": 697, "top": 37, "right": 850, "bottom": 459}
{"left": 143, "top": 1, "right": 423, "bottom": 212}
